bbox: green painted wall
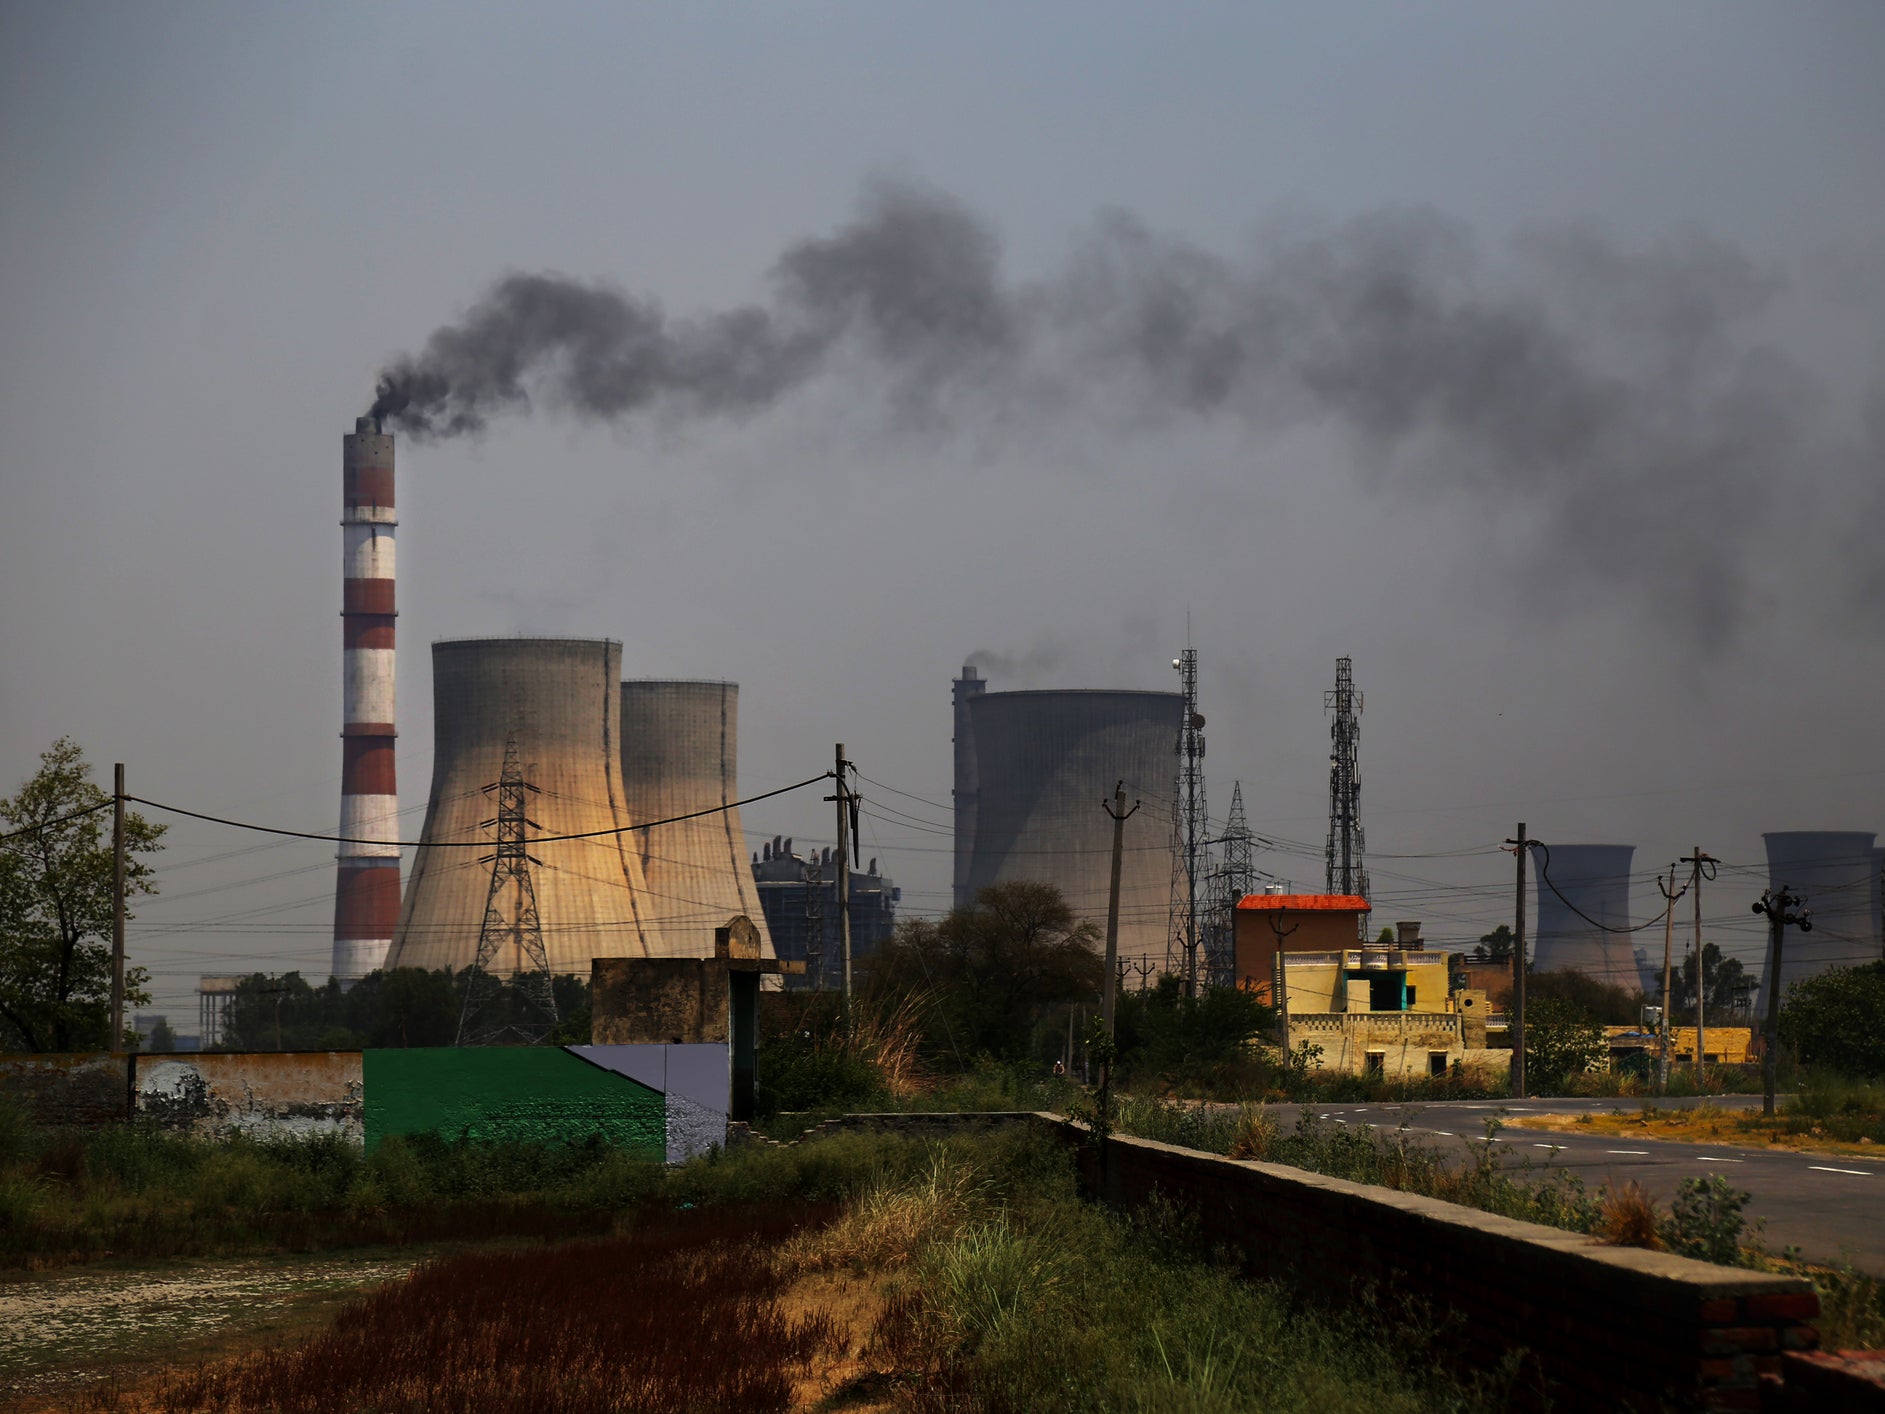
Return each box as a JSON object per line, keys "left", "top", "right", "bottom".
{"left": 363, "top": 1048, "right": 664, "bottom": 1156}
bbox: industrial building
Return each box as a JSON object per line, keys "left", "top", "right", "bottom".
{"left": 618, "top": 680, "right": 774, "bottom": 958}
{"left": 1760, "top": 831, "right": 1883, "bottom": 1002}
{"left": 952, "top": 666, "right": 1182, "bottom": 970}
{"left": 1529, "top": 844, "right": 1638, "bottom": 988}
{"left": 751, "top": 837, "right": 898, "bottom": 989}
{"left": 391, "top": 638, "right": 673, "bottom": 975}
{"left": 332, "top": 418, "right": 401, "bottom": 981}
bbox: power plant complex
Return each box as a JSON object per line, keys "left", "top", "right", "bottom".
{"left": 329, "top": 420, "right": 1883, "bottom": 1011}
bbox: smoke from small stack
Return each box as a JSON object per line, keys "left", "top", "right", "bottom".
{"left": 368, "top": 182, "right": 1826, "bottom": 644}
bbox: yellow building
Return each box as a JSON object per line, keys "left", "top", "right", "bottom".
{"left": 1243, "top": 906, "right": 1508, "bottom": 1081}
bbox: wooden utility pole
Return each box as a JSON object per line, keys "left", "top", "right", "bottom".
{"left": 111, "top": 763, "right": 126, "bottom": 1051}
{"left": 1508, "top": 824, "right": 1528, "bottom": 1099}
{"left": 1682, "top": 848, "right": 1713, "bottom": 1077}
{"left": 1753, "top": 886, "right": 1811, "bottom": 1116}
{"left": 1101, "top": 781, "right": 1139, "bottom": 1038}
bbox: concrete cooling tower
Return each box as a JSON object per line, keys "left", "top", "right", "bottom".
{"left": 1530, "top": 844, "right": 1638, "bottom": 987}
{"left": 391, "top": 639, "right": 668, "bottom": 975}
{"left": 618, "top": 680, "right": 774, "bottom": 959}
{"left": 955, "top": 676, "right": 1182, "bottom": 969}
{"left": 1760, "top": 831, "right": 1882, "bottom": 1003}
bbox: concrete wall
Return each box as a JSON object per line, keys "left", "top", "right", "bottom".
{"left": 136, "top": 1051, "right": 363, "bottom": 1140}
{"left": 0, "top": 1052, "right": 127, "bottom": 1126}
{"left": 591, "top": 957, "right": 729, "bottom": 1044}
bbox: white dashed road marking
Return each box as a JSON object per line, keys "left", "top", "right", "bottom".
{"left": 1696, "top": 1157, "right": 1741, "bottom": 1163}
{"left": 1808, "top": 1166, "right": 1873, "bottom": 1177}
{"left": 1607, "top": 1150, "right": 1649, "bottom": 1155}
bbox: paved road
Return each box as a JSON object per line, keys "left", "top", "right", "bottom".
{"left": 1263, "top": 1096, "right": 1883, "bottom": 1272}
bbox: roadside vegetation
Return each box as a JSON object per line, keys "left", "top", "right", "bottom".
{"left": 112, "top": 1130, "right": 1500, "bottom": 1414}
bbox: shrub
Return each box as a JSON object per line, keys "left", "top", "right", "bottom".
{"left": 1780, "top": 962, "right": 1885, "bottom": 1077}
{"left": 1662, "top": 1175, "right": 1753, "bottom": 1266}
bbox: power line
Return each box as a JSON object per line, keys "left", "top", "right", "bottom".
{"left": 124, "top": 773, "right": 832, "bottom": 848}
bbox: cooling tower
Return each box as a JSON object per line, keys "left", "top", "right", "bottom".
{"left": 1759, "top": 831, "right": 1882, "bottom": 1003}
{"left": 618, "top": 680, "right": 774, "bottom": 958}
{"left": 332, "top": 418, "right": 401, "bottom": 982}
{"left": 959, "top": 687, "right": 1182, "bottom": 968}
{"left": 390, "top": 639, "right": 668, "bottom": 974}
{"left": 1529, "top": 844, "right": 1638, "bottom": 987}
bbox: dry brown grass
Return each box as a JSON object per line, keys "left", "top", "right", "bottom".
{"left": 1595, "top": 1181, "right": 1662, "bottom": 1250}
{"left": 780, "top": 1153, "right": 982, "bottom": 1275}
{"left": 136, "top": 1205, "right": 842, "bottom": 1414}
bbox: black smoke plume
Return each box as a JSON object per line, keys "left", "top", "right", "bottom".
{"left": 370, "top": 181, "right": 1814, "bottom": 644}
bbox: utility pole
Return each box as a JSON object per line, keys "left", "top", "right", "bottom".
{"left": 1102, "top": 781, "right": 1139, "bottom": 1038}
{"left": 1753, "top": 886, "right": 1811, "bottom": 1116}
{"left": 1656, "top": 864, "right": 1687, "bottom": 1095}
{"left": 1682, "top": 848, "right": 1714, "bottom": 1078}
{"left": 111, "top": 763, "right": 126, "bottom": 1051}
{"left": 1507, "top": 824, "right": 1528, "bottom": 1099}
{"left": 830, "top": 744, "right": 857, "bottom": 1038}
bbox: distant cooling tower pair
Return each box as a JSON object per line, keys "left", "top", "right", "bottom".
{"left": 952, "top": 666, "right": 1182, "bottom": 968}
{"left": 389, "top": 640, "right": 771, "bottom": 975}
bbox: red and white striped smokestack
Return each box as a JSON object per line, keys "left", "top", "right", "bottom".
{"left": 334, "top": 416, "right": 401, "bottom": 981}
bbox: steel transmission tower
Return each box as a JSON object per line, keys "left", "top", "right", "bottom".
{"left": 456, "top": 732, "right": 560, "bottom": 1045}
{"left": 1166, "top": 647, "right": 1209, "bottom": 994}
{"left": 1324, "top": 657, "right": 1369, "bottom": 932}
{"left": 1204, "top": 781, "right": 1256, "bottom": 989}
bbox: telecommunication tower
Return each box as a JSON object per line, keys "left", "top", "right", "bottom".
{"left": 1166, "top": 647, "right": 1209, "bottom": 994}
{"left": 456, "top": 732, "right": 560, "bottom": 1045}
{"left": 1324, "top": 657, "right": 1369, "bottom": 932}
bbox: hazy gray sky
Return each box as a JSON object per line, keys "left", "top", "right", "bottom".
{"left": 3, "top": 4, "right": 1882, "bottom": 1020}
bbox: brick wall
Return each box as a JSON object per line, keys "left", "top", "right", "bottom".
{"left": 1067, "top": 1124, "right": 1818, "bottom": 1411}
{"left": 0, "top": 1052, "right": 127, "bottom": 1126}
{"left": 786, "top": 1111, "right": 1821, "bottom": 1410}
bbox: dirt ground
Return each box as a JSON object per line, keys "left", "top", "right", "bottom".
{"left": 0, "top": 1250, "right": 420, "bottom": 1413}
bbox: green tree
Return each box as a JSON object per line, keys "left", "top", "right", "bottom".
{"left": 1523, "top": 996, "right": 1608, "bottom": 1091}
{"left": 1673, "top": 942, "right": 1748, "bottom": 1026}
{"left": 0, "top": 739, "right": 163, "bottom": 1050}
{"left": 146, "top": 1016, "right": 178, "bottom": 1052}
{"left": 868, "top": 880, "right": 1102, "bottom": 1063}
{"left": 1472, "top": 925, "right": 1514, "bottom": 964}
{"left": 1115, "top": 975, "right": 1275, "bottom": 1083}
{"left": 1527, "top": 967, "right": 1643, "bottom": 1026}
{"left": 1779, "top": 962, "right": 1885, "bottom": 1077}
{"left": 1376, "top": 926, "right": 1396, "bottom": 945}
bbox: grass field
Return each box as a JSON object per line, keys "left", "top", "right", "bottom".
{"left": 44, "top": 1129, "right": 1500, "bottom": 1414}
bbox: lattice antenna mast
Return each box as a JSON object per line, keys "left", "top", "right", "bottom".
{"left": 456, "top": 731, "right": 560, "bottom": 1045}
{"left": 1165, "top": 646, "right": 1209, "bottom": 995}
{"left": 1324, "top": 657, "right": 1368, "bottom": 931}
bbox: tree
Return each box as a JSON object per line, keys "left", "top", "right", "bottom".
{"left": 1522, "top": 996, "right": 1608, "bottom": 1091}
{"left": 868, "top": 880, "right": 1102, "bottom": 1063}
{"left": 1376, "top": 926, "right": 1397, "bottom": 945}
{"left": 1115, "top": 975, "right": 1275, "bottom": 1083}
{"left": 1779, "top": 962, "right": 1885, "bottom": 1077}
{"left": 1472, "top": 925, "right": 1515, "bottom": 964}
{"left": 146, "top": 1016, "right": 178, "bottom": 1052}
{"left": 1673, "top": 942, "right": 1749, "bottom": 1025}
{"left": 1527, "top": 967, "right": 1643, "bottom": 1026}
{"left": 0, "top": 739, "right": 163, "bottom": 1050}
